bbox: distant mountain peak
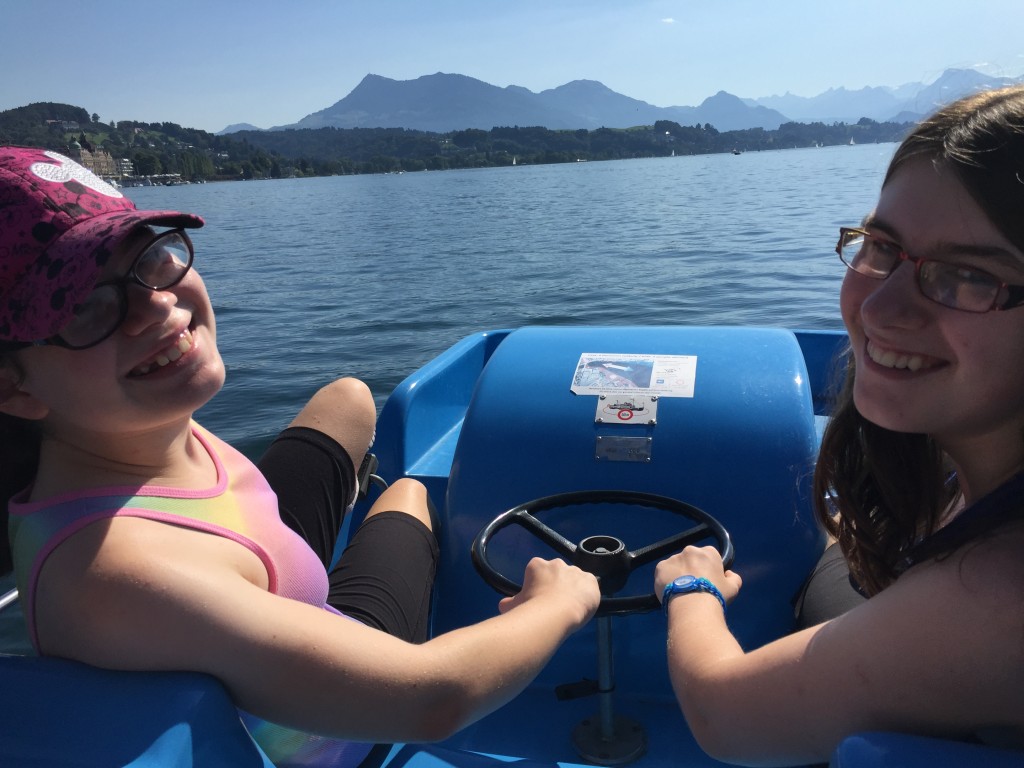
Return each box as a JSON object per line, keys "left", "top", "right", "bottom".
{"left": 704, "top": 91, "right": 742, "bottom": 103}
{"left": 555, "top": 79, "right": 611, "bottom": 89}
{"left": 218, "top": 122, "right": 263, "bottom": 135}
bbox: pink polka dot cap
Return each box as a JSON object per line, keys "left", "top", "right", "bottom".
{"left": 0, "top": 146, "right": 204, "bottom": 343}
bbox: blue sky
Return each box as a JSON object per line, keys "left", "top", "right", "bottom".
{"left": 3, "top": 0, "right": 1022, "bottom": 134}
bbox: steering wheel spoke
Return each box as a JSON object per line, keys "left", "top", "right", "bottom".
{"left": 509, "top": 509, "right": 579, "bottom": 557}
{"left": 629, "top": 521, "right": 733, "bottom": 569}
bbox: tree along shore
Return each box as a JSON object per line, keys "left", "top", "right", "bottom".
{"left": 1, "top": 102, "right": 911, "bottom": 181}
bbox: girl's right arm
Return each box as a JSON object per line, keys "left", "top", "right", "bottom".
{"left": 33, "top": 516, "right": 600, "bottom": 744}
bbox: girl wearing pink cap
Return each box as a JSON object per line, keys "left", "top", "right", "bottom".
{"left": 0, "top": 147, "right": 599, "bottom": 765}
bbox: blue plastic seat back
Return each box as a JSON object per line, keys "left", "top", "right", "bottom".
{"left": 830, "top": 731, "right": 1024, "bottom": 767}
{"left": 436, "top": 326, "right": 825, "bottom": 694}
{"left": 0, "top": 654, "right": 274, "bottom": 767}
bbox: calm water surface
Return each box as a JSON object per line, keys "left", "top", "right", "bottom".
{"left": 128, "top": 143, "right": 897, "bottom": 453}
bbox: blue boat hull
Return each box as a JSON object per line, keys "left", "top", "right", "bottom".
{"left": 3, "top": 326, "right": 1020, "bottom": 767}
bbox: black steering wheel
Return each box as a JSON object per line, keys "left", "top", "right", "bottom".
{"left": 471, "top": 489, "right": 734, "bottom": 616}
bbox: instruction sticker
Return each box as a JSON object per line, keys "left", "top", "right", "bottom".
{"left": 570, "top": 353, "right": 697, "bottom": 398}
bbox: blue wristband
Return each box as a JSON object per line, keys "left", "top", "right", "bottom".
{"left": 662, "top": 575, "right": 726, "bottom": 615}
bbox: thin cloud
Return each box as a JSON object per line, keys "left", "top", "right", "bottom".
{"left": 661, "top": 17, "right": 676, "bottom": 24}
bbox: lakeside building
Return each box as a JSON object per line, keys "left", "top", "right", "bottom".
{"left": 65, "top": 139, "right": 118, "bottom": 179}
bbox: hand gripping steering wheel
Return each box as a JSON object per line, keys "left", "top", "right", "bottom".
{"left": 471, "top": 489, "right": 734, "bottom": 616}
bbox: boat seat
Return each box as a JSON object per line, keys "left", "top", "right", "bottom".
{"left": 435, "top": 325, "right": 826, "bottom": 693}
{"left": 380, "top": 734, "right": 1024, "bottom": 768}
{"left": 0, "top": 653, "right": 274, "bottom": 767}
{"left": 829, "top": 731, "right": 1024, "bottom": 767}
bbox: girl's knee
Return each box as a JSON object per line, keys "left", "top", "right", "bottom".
{"left": 316, "top": 377, "right": 375, "bottom": 419}
{"left": 290, "top": 377, "right": 377, "bottom": 466}
{"left": 366, "top": 478, "right": 434, "bottom": 531}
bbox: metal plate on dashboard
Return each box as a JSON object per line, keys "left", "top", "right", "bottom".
{"left": 594, "top": 436, "right": 652, "bottom": 462}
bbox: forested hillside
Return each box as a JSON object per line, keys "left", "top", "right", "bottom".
{"left": 0, "top": 103, "right": 278, "bottom": 180}
{"left": 0, "top": 102, "right": 912, "bottom": 181}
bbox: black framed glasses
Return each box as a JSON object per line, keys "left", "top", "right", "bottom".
{"left": 34, "top": 228, "right": 195, "bottom": 350}
{"left": 836, "top": 227, "right": 1024, "bottom": 313}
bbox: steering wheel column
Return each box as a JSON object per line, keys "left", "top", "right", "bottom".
{"left": 570, "top": 533, "right": 648, "bottom": 765}
{"left": 472, "top": 490, "right": 733, "bottom": 765}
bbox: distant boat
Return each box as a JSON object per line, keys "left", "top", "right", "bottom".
{"left": 732, "top": 149, "right": 742, "bottom": 155}
{"left": 512, "top": 156, "right": 517, "bottom": 166}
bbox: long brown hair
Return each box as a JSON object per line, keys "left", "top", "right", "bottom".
{"left": 813, "top": 85, "right": 1024, "bottom": 595}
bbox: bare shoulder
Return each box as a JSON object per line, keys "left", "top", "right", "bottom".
{"left": 943, "top": 521, "right": 1024, "bottom": 629}
{"left": 740, "top": 524, "right": 1024, "bottom": 742}
{"left": 33, "top": 516, "right": 272, "bottom": 665}
{"left": 40, "top": 514, "right": 270, "bottom": 592}
{"left": 873, "top": 521, "right": 1024, "bottom": 640}
{"left": 825, "top": 523, "right": 1024, "bottom": 720}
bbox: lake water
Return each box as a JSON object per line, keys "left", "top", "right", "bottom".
{"left": 127, "top": 143, "right": 897, "bottom": 455}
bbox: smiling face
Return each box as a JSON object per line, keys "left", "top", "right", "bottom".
{"left": 840, "top": 159, "right": 1024, "bottom": 484}
{"left": 4, "top": 226, "right": 226, "bottom": 441}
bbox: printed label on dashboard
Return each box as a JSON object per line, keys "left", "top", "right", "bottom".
{"left": 570, "top": 353, "right": 696, "bottom": 397}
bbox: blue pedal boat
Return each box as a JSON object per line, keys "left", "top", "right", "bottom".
{"left": 2, "top": 326, "right": 1021, "bottom": 767}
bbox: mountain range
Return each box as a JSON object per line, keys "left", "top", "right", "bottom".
{"left": 219, "top": 68, "right": 1024, "bottom": 136}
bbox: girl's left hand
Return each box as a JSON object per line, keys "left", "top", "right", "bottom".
{"left": 654, "top": 546, "right": 742, "bottom": 605}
